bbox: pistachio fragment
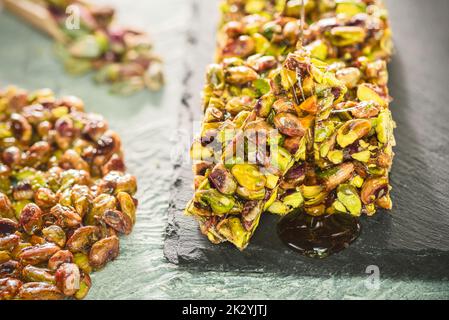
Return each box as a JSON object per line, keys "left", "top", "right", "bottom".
{"left": 222, "top": 35, "right": 256, "bottom": 58}
{"left": 0, "top": 193, "right": 15, "bottom": 220}
{"left": 0, "top": 260, "right": 21, "bottom": 278}
{"left": 66, "top": 226, "right": 100, "bottom": 254}
{"left": 267, "top": 201, "right": 291, "bottom": 215}
{"left": 330, "top": 26, "right": 366, "bottom": 46}
{"left": 337, "top": 119, "right": 372, "bottom": 148}
{"left": 323, "top": 162, "right": 355, "bottom": 191}
{"left": 336, "top": 0, "right": 367, "bottom": 16}
{"left": 274, "top": 113, "right": 306, "bottom": 137}
{"left": 0, "top": 234, "right": 20, "bottom": 251}
{"left": 75, "top": 273, "right": 92, "bottom": 300}
{"left": 19, "top": 203, "right": 43, "bottom": 235}
{"left": 101, "top": 210, "right": 133, "bottom": 235}
{"left": 376, "top": 109, "right": 394, "bottom": 144}
{"left": 0, "top": 278, "right": 22, "bottom": 300}
{"left": 361, "top": 177, "right": 389, "bottom": 205}
{"left": 89, "top": 236, "right": 120, "bottom": 270}
{"left": 73, "top": 253, "right": 92, "bottom": 274}
{"left": 18, "top": 282, "right": 63, "bottom": 300}
{"left": 196, "top": 189, "right": 235, "bottom": 216}
{"left": 22, "top": 265, "right": 55, "bottom": 284}
{"left": 55, "top": 263, "right": 81, "bottom": 296}
{"left": 337, "top": 184, "right": 362, "bottom": 216}
{"left": 236, "top": 186, "right": 266, "bottom": 200}
{"left": 50, "top": 204, "right": 82, "bottom": 228}
{"left": 0, "top": 250, "right": 11, "bottom": 263}
{"left": 357, "top": 83, "right": 387, "bottom": 107}
{"left": 208, "top": 164, "right": 238, "bottom": 195}
{"left": 42, "top": 225, "right": 67, "bottom": 248}
{"left": 231, "top": 164, "right": 266, "bottom": 191}
{"left": 216, "top": 217, "right": 250, "bottom": 250}
{"left": 226, "top": 66, "right": 259, "bottom": 85}
{"left": 336, "top": 67, "right": 361, "bottom": 89}
{"left": 116, "top": 192, "right": 137, "bottom": 225}
{"left": 18, "top": 243, "right": 60, "bottom": 266}
{"left": 85, "top": 194, "right": 117, "bottom": 226}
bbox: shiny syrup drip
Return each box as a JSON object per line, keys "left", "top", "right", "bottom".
{"left": 299, "top": 0, "right": 306, "bottom": 45}
{"left": 277, "top": 1, "right": 361, "bottom": 259}
{"left": 277, "top": 210, "right": 362, "bottom": 259}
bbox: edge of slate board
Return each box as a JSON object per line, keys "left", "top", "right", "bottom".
{"left": 164, "top": 0, "right": 449, "bottom": 280}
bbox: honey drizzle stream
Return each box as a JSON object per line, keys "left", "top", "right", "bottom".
{"left": 298, "top": 0, "right": 316, "bottom": 185}
{"left": 277, "top": 0, "right": 362, "bottom": 259}
{"left": 299, "top": 0, "right": 306, "bottom": 45}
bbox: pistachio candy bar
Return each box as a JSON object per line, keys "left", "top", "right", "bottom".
{"left": 187, "top": 47, "right": 395, "bottom": 248}
{"left": 217, "top": 0, "right": 392, "bottom": 65}
{"left": 185, "top": 50, "right": 341, "bottom": 249}
{"left": 185, "top": 1, "right": 395, "bottom": 250}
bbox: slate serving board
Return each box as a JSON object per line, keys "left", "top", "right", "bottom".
{"left": 164, "top": 0, "right": 449, "bottom": 279}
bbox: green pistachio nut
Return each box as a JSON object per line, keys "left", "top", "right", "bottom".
{"left": 328, "top": 150, "right": 344, "bottom": 164}
{"left": 300, "top": 185, "right": 324, "bottom": 199}
{"left": 233, "top": 111, "right": 251, "bottom": 128}
{"left": 376, "top": 109, "right": 394, "bottom": 144}
{"left": 255, "top": 93, "right": 275, "bottom": 118}
{"left": 265, "top": 174, "right": 279, "bottom": 189}
{"left": 263, "top": 187, "right": 278, "bottom": 211}
{"left": 337, "top": 119, "right": 372, "bottom": 148}
{"left": 357, "top": 83, "right": 387, "bottom": 107}
{"left": 190, "top": 141, "right": 214, "bottom": 161}
{"left": 336, "top": 67, "right": 362, "bottom": 89}
{"left": 280, "top": 68, "right": 297, "bottom": 90}
{"left": 361, "top": 177, "right": 389, "bottom": 205}
{"left": 336, "top": 0, "right": 367, "bottom": 17}
{"left": 283, "top": 191, "right": 304, "bottom": 209}
{"left": 236, "top": 186, "right": 266, "bottom": 200}
{"left": 305, "top": 40, "right": 328, "bottom": 61}
{"left": 68, "top": 34, "right": 106, "bottom": 59}
{"left": 332, "top": 200, "right": 348, "bottom": 213}
{"left": 225, "top": 96, "right": 254, "bottom": 115}
{"left": 217, "top": 217, "right": 250, "bottom": 250}
{"left": 324, "top": 161, "right": 355, "bottom": 189}
{"left": 330, "top": 26, "right": 366, "bottom": 47}
{"left": 231, "top": 164, "right": 266, "bottom": 191}
{"left": 270, "top": 147, "right": 293, "bottom": 173}
{"left": 207, "top": 64, "right": 225, "bottom": 90}
{"left": 337, "top": 184, "right": 362, "bottom": 216}
{"left": 226, "top": 66, "right": 259, "bottom": 85}
{"left": 315, "top": 121, "right": 335, "bottom": 143}
{"left": 197, "top": 189, "right": 235, "bottom": 215}
{"left": 351, "top": 150, "right": 371, "bottom": 163}
{"left": 253, "top": 79, "right": 271, "bottom": 96}
{"left": 267, "top": 201, "right": 291, "bottom": 215}
{"left": 209, "top": 164, "right": 238, "bottom": 195}
{"left": 245, "top": 0, "right": 266, "bottom": 14}
{"left": 253, "top": 33, "right": 271, "bottom": 54}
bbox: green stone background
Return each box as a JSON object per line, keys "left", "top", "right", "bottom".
{"left": 0, "top": 0, "right": 447, "bottom": 299}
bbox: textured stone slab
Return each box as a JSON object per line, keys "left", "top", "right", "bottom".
{"left": 164, "top": 0, "right": 449, "bottom": 279}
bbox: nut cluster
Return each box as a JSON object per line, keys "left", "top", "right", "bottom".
{"left": 0, "top": 87, "right": 137, "bottom": 300}
{"left": 44, "top": 0, "right": 164, "bottom": 95}
{"left": 186, "top": 0, "right": 395, "bottom": 250}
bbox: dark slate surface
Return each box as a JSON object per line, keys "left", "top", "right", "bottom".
{"left": 164, "top": 0, "right": 449, "bottom": 279}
